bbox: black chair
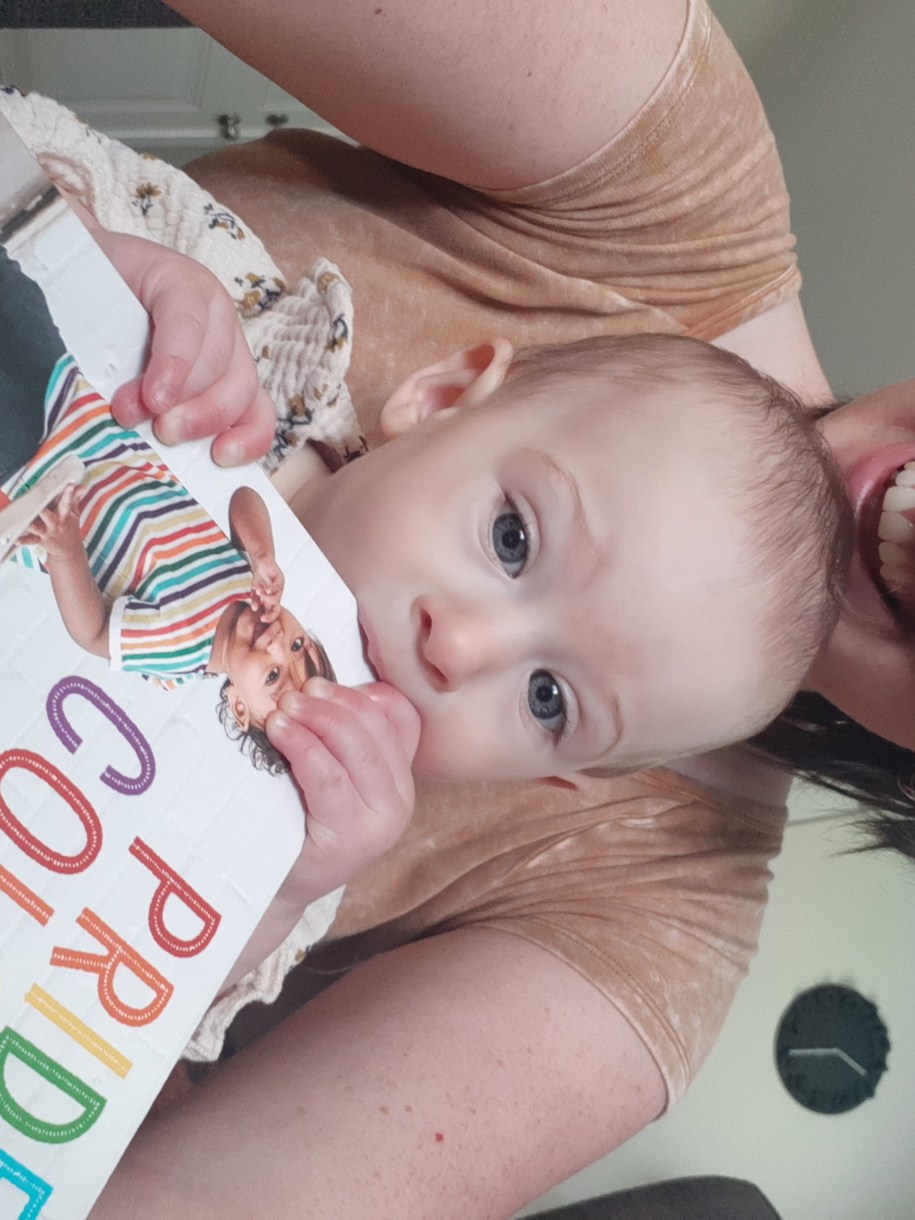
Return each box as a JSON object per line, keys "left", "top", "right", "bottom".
{"left": 0, "top": 1, "right": 188, "bottom": 27}
{"left": 531, "top": 1176, "right": 781, "bottom": 1220}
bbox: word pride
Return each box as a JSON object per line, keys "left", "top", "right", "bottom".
{"left": 0, "top": 676, "right": 222, "bottom": 1217}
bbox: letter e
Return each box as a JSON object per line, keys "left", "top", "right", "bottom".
{"left": 0, "top": 1147, "right": 53, "bottom": 1218}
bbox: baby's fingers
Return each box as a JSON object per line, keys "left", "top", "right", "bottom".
{"left": 269, "top": 680, "right": 419, "bottom": 821}
{"left": 26, "top": 485, "right": 75, "bottom": 536}
{"left": 149, "top": 352, "right": 275, "bottom": 466}
{"left": 356, "top": 682, "right": 423, "bottom": 766}
{"left": 109, "top": 376, "right": 147, "bottom": 429}
{"left": 55, "top": 483, "right": 84, "bottom": 517}
{"left": 109, "top": 303, "right": 216, "bottom": 432}
{"left": 300, "top": 679, "right": 420, "bottom": 808}
{"left": 142, "top": 303, "right": 216, "bottom": 417}
{"left": 209, "top": 382, "right": 277, "bottom": 468}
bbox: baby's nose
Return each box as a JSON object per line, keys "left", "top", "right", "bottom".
{"left": 258, "top": 618, "right": 282, "bottom": 649}
{"left": 417, "top": 596, "right": 519, "bottom": 689}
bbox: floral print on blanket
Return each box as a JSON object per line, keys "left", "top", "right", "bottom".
{"left": 0, "top": 86, "right": 365, "bottom": 473}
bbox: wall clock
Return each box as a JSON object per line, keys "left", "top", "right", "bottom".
{"left": 774, "top": 984, "right": 890, "bottom": 1114}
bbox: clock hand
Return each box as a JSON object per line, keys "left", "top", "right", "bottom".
{"left": 787, "top": 1047, "right": 867, "bottom": 1078}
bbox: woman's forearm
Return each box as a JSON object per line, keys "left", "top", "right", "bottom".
{"left": 168, "top": 0, "right": 687, "bottom": 189}
{"left": 91, "top": 928, "right": 665, "bottom": 1218}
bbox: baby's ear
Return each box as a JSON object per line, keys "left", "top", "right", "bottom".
{"left": 225, "top": 685, "right": 251, "bottom": 733}
{"left": 380, "top": 339, "right": 514, "bottom": 439}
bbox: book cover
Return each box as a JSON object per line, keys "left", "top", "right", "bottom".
{"left": 0, "top": 116, "right": 369, "bottom": 1219}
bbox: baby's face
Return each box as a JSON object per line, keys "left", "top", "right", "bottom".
{"left": 294, "top": 381, "right": 826, "bottom": 782}
{"left": 224, "top": 605, "right": 330, "bottom": 729}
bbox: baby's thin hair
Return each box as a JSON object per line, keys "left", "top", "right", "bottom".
{"left": 505, "top": 333, "right": 853, "bottom": 743}
{"left": 216, "top": 678, "right": 289, "bottom": 775}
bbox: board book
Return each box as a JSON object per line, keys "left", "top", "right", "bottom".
{"left": 0, "top": 115, "right": 369, "bottom": 1219}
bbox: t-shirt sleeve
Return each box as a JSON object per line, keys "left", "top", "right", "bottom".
{"left": 316, "top": 769, "right": 787, "bottom": 1111}
{"left": 472, "top": 785, "right": 785, "bottom": 1107}
{"left": 452, "top": 0, "right": 800, "bottom": 340}
{"left": 108, "top": 593, "right": 193, "bottom": 689}
{"left": 107, "top": 592, "right": 131, "bottom": 672}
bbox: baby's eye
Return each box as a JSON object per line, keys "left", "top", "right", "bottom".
{"left": 266, "top": 666, "right": 281, "bottom": 685}
{"left": 528, "top": 669, "right": 566, "bottom": 736}
{"left": 492, "top": 504, "right": 529, "bottom": 578}
{"left": 291, "top": 637, "right": 305, "bottom": 653}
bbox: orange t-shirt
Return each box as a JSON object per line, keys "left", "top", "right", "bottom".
{"left": 189, "top": 0, "right": 799, "bottom": 451}
{"left": 309, "top": 769, "right": 785, "bottom": 1109}
{"left": 189, "top": 0, "right": 794, "bottom": 1107}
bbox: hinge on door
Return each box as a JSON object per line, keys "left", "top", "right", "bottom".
{"left": 217, "top": 113, "right": 242, "bottom": 140}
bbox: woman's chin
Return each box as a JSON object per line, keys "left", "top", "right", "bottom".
{"left": 808, "top": 616, "right": 915, "bottom": 753}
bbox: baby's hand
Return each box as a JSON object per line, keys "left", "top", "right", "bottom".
{"left": 250, "top": 554, "right": 284, "bottom": 623}
{"left": 19, "top": 483, "right": 85, "bottom": 561}
{"left": 98, "top": 231, "right": 276, "bottom": 467}
{"left": 266, "top": 680, "right": 421, "bottom": 901}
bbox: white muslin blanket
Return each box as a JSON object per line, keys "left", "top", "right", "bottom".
{"left": 0, "top": 86, "right": 365, "bottom": 473}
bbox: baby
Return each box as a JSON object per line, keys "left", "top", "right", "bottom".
{"left": 15, "top": 469, "right": 332, "bottom": 773}
{"left": 197, "top": 319, "right": 855, "bottom": 1005}
{"left": 0, "top": 101, "right": 851, "bottom": 1006}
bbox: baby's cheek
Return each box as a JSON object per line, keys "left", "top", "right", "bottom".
{"left": 409, "top": 710, "right": 514, "bottom": 785}
{"left": 407, "top": 710, "right": 463, "bottom": 783}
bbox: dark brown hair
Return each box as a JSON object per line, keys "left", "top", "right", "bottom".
{"left": 754, "top": 681, "right": 915, "bottom": 860}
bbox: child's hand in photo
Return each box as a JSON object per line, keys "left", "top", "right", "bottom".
{"left": 267, "top": 679, "right": 422, "bottom": 902}
{"left": 93, "top": 230, "right": 276, "bottom": 467}
{"left": 249, "top": 553, "right": 284, "bottom": 623}
{"left": 19, "top": 482, "right": 85, "bottom": 560}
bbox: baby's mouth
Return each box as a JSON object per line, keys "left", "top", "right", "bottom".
{"left": 251, "top": 613, "right": 271, "bottom": 644}
{"left": 874, "top": 461, "right": 915, "bottom": 626}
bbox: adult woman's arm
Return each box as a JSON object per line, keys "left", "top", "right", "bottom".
{"left": 167, "top": 0, "right": 687, "bottom": 190}
{"left": 174, "top": 0, "right": 833, "bottom": 407}
{"left": 91, "top": 928, "right": 665, "bottom": 1218}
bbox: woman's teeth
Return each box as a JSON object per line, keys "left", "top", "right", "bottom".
{"left": 878, "top": 462, "right": 915, "bottom": 593}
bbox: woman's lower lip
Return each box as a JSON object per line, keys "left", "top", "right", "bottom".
{"left": 843, "top": 442, "right": 915, "bottom": 518}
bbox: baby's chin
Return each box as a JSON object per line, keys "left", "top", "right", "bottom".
{"left": 409, "top": 739, "right": 464, "bottom": 785}
{"left": 410, "top": 740, "right": 536, "bottom": 787}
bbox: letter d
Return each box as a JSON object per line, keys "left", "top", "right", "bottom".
{"left": 0, "top": 1028, "right": 105, "bottom": 1144}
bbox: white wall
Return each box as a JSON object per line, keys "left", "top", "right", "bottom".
{"left": 713, "top": 0, "right": 915, "bottom": 398}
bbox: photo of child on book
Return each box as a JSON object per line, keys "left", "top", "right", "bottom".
{"left": 0, "top": 89, "right": 851, "bottom": 1058}
{"left": 0, "top": 242, "right": 333, "bottom": 776}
